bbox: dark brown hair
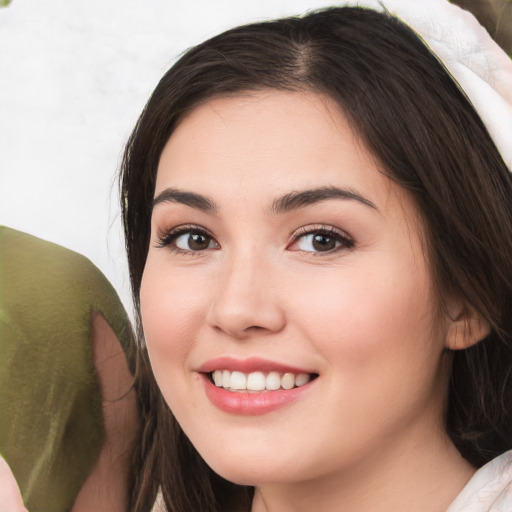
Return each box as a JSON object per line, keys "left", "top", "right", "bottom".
{"left": 120, "top": 7, "right": 512, "bottom": 511}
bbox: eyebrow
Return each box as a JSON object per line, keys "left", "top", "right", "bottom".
{"left": 152, "top": 188, "right": 218, "bottom": 214}
{"left": 271, "top": 186, "right": 377, "bottom": 214}
{"left": 151, "top": 185, "right": 377, "bottom": 215}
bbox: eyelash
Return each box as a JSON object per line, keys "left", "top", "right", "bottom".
{"left": 155, "top": 224, "right": 355, "bottom": 255}
{"left": 288, "top": 225, "right": 355, "bottom": 255}
{"left": 156, "top": 224, "right": 218, "bottom": 255}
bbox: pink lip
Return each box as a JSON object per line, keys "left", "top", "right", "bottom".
{"left": 198, "top": 356, "right": 313, "bottom": 374}
{"left": 201, "top": 374, "right": 315, "bottom": 415}
{"left": 197, "top": 357, "right": 318, "bottom": 416}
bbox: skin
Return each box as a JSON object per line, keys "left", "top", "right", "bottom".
{"left": 72, "top": 313, "right": 137, "bottom": 511}
{"left": 0, "top": 457, "right": 28, "bottom": 512}
{"left": 140, "top": 91, "right": 478, "bottom": 512}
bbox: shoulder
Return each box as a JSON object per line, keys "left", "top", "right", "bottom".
{"left": 447, "top": 451, "right": 512, "bottom": 512}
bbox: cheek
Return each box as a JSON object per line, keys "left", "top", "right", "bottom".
{"left": 286, "top": 262, "right": 446, "bottom": 457}
{"left": 290, "top": 255, "right": 440, "bottom": 380}
{"left": 139, "top": 259, "right": 209, "bottom": 375}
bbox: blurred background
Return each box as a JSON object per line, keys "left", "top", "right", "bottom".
{"left": 1, "top": 0, "right": 510, "bottom": 317}
{"left": 0, "top": 0, "right": 341, "bottom": 316}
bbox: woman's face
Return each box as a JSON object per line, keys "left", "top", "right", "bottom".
{"left": 140, "top": 91, "right": 452, "bottom": 485}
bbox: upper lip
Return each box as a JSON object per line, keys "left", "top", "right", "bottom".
{"left": 198, "top": 356, "right": 315, "bottom": 375}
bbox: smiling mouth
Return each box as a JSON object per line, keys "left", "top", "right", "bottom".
{"left": 209, "top": 370, "right": 318, "bottom": 393}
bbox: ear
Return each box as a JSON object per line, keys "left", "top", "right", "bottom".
{"left": 445, "top": 304, "right": 491, "bottom": 350}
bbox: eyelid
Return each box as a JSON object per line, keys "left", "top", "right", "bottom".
{"left": 154, "top": 223, "right": 353, "bottom": 255}
{"left": 155, "top": 223, "right": 219, "bottom": 251}
{"left": 287, "top": 224, "right": 355, "bottom": 253}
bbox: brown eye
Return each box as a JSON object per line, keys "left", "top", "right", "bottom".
{"left": 175, "top": 232, "right": 216, "bottom": 251}
{"left": 296, "top": 232, "right": 340, "bottom": 252}
{"left": 311, "top": 233, "right": 336, "bottom": 251}
{"left": 289, "top": 227, "right": 354, "bottom": 254}
{"left": 157, "top": 226, "right": 219, "bottom": 253}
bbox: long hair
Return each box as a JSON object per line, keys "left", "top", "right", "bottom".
{"left": 120, "top": 7, "right": 512, "bottom": 511}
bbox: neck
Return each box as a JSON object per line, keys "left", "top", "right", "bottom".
{"left": 251, "top": 429, "right": 474, "bottom": 512}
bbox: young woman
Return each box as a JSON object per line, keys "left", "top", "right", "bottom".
{"left": 120, "top": 1, "right": 512, "bottom": 510}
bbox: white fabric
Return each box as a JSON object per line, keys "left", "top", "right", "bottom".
{"left": 447, "top": 451, "right": 512, "bottom": 512}
{"left": 339, "top": 0, "right": 512, "bottom": 171}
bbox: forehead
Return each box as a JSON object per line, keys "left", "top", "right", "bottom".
{"left": 154, "top": 90, "right": 411, "bottom": 219}
{"left": 158, "top": 92, "right": 371, "bottom": 187}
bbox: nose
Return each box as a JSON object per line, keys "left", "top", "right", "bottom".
{"left": 206, "top": 251, "right": 286, "bottom": 339}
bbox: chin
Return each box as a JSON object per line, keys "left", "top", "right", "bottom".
{"left": 207, "top": 462, "right": 285, "bottom": 487}
{"left": 194, "top": 441, "right": 313, "bottom": 487}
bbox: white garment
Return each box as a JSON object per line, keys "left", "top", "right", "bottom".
{"left": 339, "top": 0, "right": 512, "bottom": 171}
{"left": 447, "top": 451, "right": 512, "bottom": 512}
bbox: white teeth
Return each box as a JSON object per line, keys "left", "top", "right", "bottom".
{"left": 211, "top": 369, "right": 313, "bottom": 392}
{"left": 247, "top": 371, "right": 266, "bottom": 391}
{"left": 230, "top": 371, "right": 247, "bottom": 390}
{"left": 266, "top": 371, "right": 281, "bottom": 391}
{"left": 281, "top": 373, "right": 295, "bottom": 390}
{"left": 212, "top": 370, "right": 223, "bottom": 386}
{"left": 295, "top": 373, "right": 311, "bottom": 387}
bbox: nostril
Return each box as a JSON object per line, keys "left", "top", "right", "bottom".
{"left": 206, "top": 282, "right": 286, "bottom": 338}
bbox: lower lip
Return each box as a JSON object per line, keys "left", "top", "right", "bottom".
{"left": 201, "top": 374, "right": 315, "bottom": 415}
